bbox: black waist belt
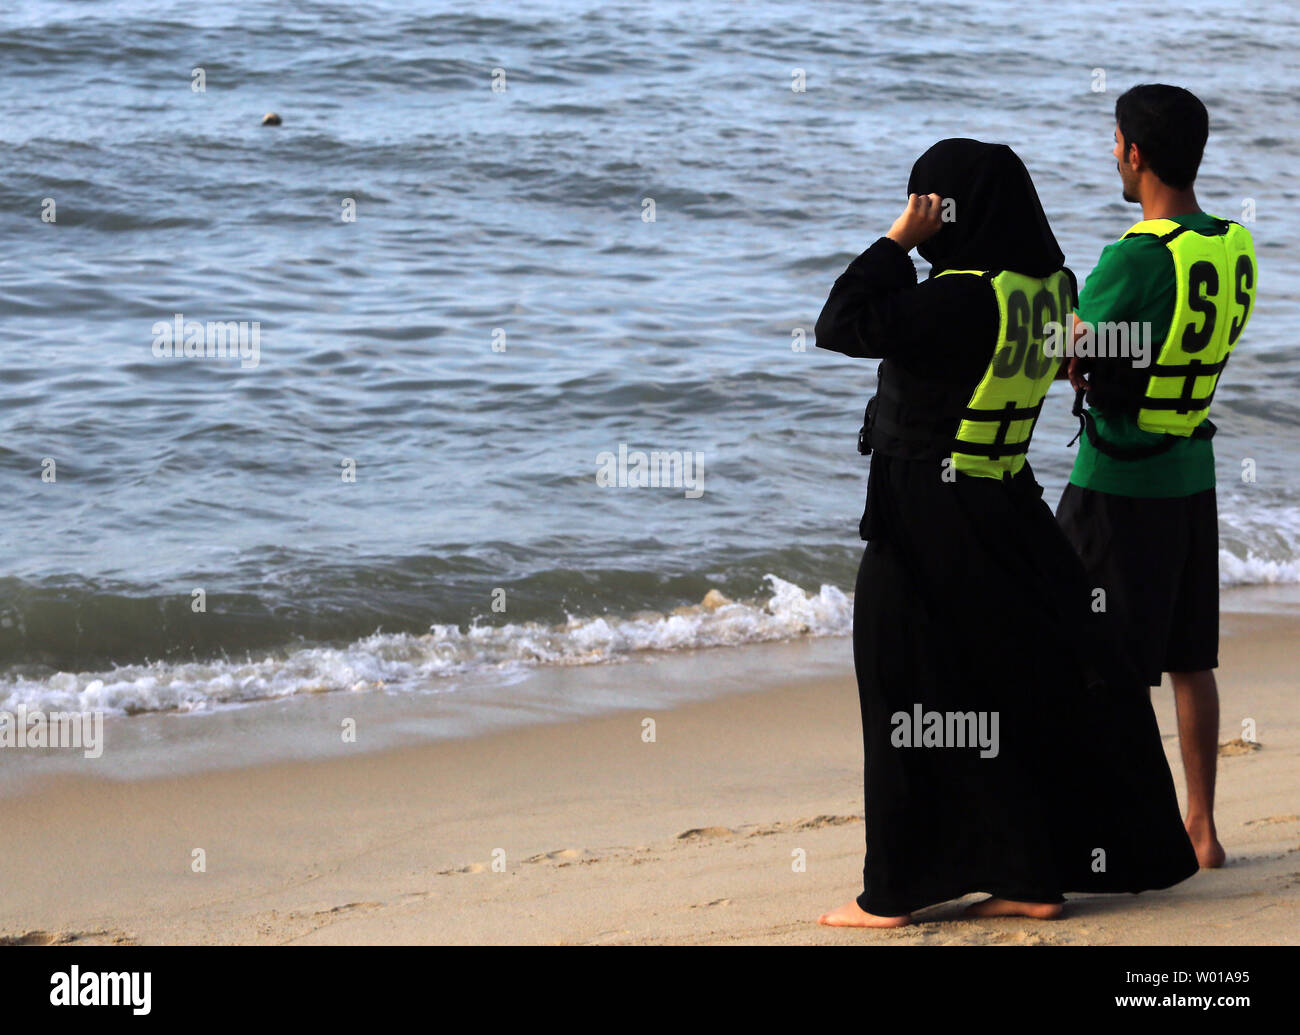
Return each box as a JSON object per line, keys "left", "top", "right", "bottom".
{"left": 1069, "top": 388, "right": 1215, "bottom": 460}
{"left": 864, "top": 389, "right": 968, "bottom": 460}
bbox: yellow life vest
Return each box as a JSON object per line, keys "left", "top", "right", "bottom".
{"left": 1122, "top": 216, "right": 1257, "bottom": 435}
{"left": 935, "top": 268, "right": 1073, "bottom": 479}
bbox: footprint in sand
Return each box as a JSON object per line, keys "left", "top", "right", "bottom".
{"left": 749, "top": 814, "right": 862, "bottom": 837}
{"left": 437, "top": 862, "right": 487, "bottom": 875}
{"left": 523, "top": 848, "right": 594, "bottom": 866}
{"left": 0, "top": 929, "right": 135, "bottom": 946}
{"left": 437, "top": 849, "right": 598, "bottom": 875}
{"left": 312, "top": 901, "right": 381, "bottom": 917}
{"left": 0, "top": 930, "right": 67, "bottom": 946}
{"left": 998, "top": 930, "right": 1058, "bottom": 946}
{"left": 798, "top": 814, "right": 862, "bottom": 829}
{"left": 676, "top": 826, "right": 734, "bottom": 841}
{"left": 942, "top": 926, "right": 1064, "bottom": 947}
{"left": 1244, "top": 814, "right": 1299, "bottom": 826}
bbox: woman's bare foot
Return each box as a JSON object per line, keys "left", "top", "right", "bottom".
{"left": 963, "top": 897, "right": 1063, "bottom": 920}
{"left": 818, "top": 900, "right": 911, "bottom": 928}
{"left": 1186, "top": 815, "right": 1226, "bottom": 868}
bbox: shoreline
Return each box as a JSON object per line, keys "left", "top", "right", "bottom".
{"left": 1, "top": 583, "right": 1296, "bottom": 787}
{"left": 0, "top": 610, "right": 1296, "bottom": 945}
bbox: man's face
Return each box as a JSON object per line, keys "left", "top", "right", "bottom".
{"left": 1114, "top": 125, "right": 1140, "bottom": 203}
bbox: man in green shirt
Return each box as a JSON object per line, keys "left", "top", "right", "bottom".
{"left": 1057, "top": 84, "right": 1256, "bottom": 870}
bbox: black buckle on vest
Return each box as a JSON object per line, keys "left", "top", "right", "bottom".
{"left": 857, "top": 397, "right": 876, "bottom": 456}
{"left": 1067, "top": 387, "right": 1087, "bottom": 447}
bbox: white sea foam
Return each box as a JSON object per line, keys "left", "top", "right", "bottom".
{"left": 1218, "top": 498, "right": 1300, "bottom": 585}
{"left": 0, "top": 533, "right": 1292, "bottom": 723}
{"left": 1219, "top": 550, "right": 1300, "bottom": 585}
{"left": 0, "top": 576, "right": 853, "bottom": 718}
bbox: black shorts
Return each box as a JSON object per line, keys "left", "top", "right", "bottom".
{"left": 1056, "top": 484, "right": 1219, "bottom": 687}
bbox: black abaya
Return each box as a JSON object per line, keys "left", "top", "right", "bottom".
{"left": 816, "top": 140, "right": 1198, "bottom": 916}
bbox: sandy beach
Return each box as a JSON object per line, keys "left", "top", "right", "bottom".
{"left": 0, "top": 609, "right": 1295, "bottom": 946}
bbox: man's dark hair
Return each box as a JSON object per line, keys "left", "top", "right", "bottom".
{"left": 1114, "top": 84, "right": 1209, "bottom": 190}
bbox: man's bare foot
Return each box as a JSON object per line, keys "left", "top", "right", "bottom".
{"left": 1186, "top": 815, "right": 1226, "bottom": 868}
{"left": 818, "top": 900, "right": 911, "bottom": 928}
{"left": 963, "top": 897, "right": 1063, "bottom": 920}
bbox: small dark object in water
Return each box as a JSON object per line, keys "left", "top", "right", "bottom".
{"left": 261, "top": 112, "right": 282, "bottom": 126}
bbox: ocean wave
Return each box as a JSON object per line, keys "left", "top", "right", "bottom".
{"left": 1219, "top": 498, "right": 1300, "bottom": 585}
{"left": 1219, "top": 550, "right": 1300, "bottom": 586}
{"left": 0, "top": 576, "right": 852, "bottom": 717}
{"left": 0, "top": 540, "right": 1294, "bottom": 721}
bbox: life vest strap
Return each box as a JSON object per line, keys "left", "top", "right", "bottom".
{"left": 950, "top": 437, "right": 1032, "bottom": 459}
{"left": 962, "top": 402, "right": 1043, "bottom": 422}
{"left": 1123, "top": 224, "right": 1193, "bottom": 245}
{"left": 1070, "top": 387, "right": 1216, "bottom": 460}
{"left": 1141, "top": 354, "right": 1229, "bottom": 415}
{"left": 952, "top": 398, "right": 1043, "bottom": 461}
{"left": 1138, "top": 395, "right": 1214, "bottom": 411}
{"left": 1122, "top": 218, "right": 1232, "bottom": 245}
{"left": 1149, "top": 357, "right": 1228, "bottom": 376}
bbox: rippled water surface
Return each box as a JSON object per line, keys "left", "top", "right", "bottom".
{"left": 0, "top": 0, "right": 1296, "bottom": 716}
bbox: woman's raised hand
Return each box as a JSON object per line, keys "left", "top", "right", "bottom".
{"left": 885, "top": 193, "right": 945, "bottom": 253}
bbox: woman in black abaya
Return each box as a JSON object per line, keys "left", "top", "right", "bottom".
{"left": 815, "top": 139, "right": 1198, "bottom": 926}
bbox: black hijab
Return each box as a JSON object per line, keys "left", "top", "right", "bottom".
{"left": 907, "top": 138, "right": 1064, "bottom": 278}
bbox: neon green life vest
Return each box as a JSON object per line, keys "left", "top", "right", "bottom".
{"left": 935, "top": 268, "right": 1073, "bottom": 479}
{"left": 1122, "top": 216, "right": 1257, "bottom": 435}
